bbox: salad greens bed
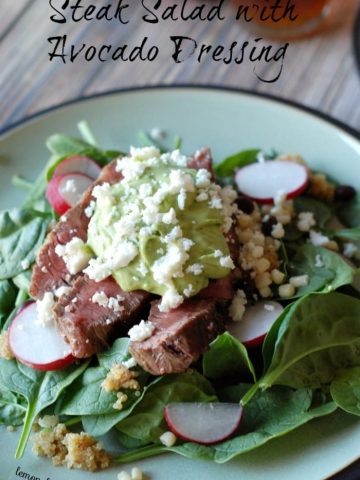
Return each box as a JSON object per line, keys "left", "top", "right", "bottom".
{"left": 0, "top": 124, "right": 360, "bottom": 467}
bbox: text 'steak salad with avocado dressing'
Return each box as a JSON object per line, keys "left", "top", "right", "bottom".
{"left": 0, "top": 123, "right": 360, "bottom": 473}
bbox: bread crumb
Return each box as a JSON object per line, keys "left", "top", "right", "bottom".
{"left": 160, "top": 431, "right": 177, "bottom": 447}
{"left": 102, "top": 363, "right": 140, "bottom": 392}
{"left": 0, "top": 331, "right": 15, "bottom": 360}
{"left": 32, "top": 423, "right": 111, "bottom": 471}
{"left": 38, "top": 415, "right": 59, "bottom": 428}
{"left": 113, "top": 392, "right": 128, "bottom": 410}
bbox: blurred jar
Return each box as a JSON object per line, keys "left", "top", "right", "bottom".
{"left": 235, "top": 0, "right": 342, "bottom": 39}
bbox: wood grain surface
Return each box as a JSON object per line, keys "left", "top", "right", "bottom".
{"left": 0, "top": 0, "right": 359, "bottom": 131}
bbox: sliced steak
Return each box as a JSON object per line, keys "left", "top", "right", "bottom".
{"left": 188, "top": 147, "right": 215, "bottom": 179}
{"left": 30, "top": 160, "right": 121, "bottom": 299}
{"left": 53, "top": 275, "right": 151, "bottom": 358}
{"left": 129, "top": 298, "right": 224, "bottom": 375}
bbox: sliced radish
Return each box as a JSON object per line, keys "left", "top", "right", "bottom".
{"left": 235, "top": 160, "right": 308, "bottom": 204}
{"left": 53, "top": 155, "right": 101, "bottom": 180}
{"left": 9, "top": 301, "right": 74, "bottom": 371}
{"left": 46, "top": 172, "right": 93, "bottom": 215}
{"left": 227, "top": 300, "right": 284, "bottom": 347}
{"left": 164, "top": 402, "right": 243, "bottom": 445}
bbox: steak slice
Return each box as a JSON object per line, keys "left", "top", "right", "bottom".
{"left": 129, "top": 298, "right": 224, "bottom": 375}
{"left": 30, "top": 160, "right": 121, "bottom": 299}
{"left": 53, "top": 275, "right": 152, "bottom": 358}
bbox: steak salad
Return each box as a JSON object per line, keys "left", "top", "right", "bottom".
{"left": 0, "top": 124, "right": 359, "bottom": 472}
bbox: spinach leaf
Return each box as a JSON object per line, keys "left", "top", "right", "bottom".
{"left": 330, "top": 367, "right": 360, "bottom": 416}
{"left": 337, "top": 198, "right": 360, "bottom": 228}
{"left": 12, "top": 270, "right": 32, "bottom": 293}
{"left": 294, "top": 197, "right": 332, "bottom": 228}
{"left": 202, "top": 332, "right": 256, "bottom": 382}
{"left": 0, "top": 359, "right": 88, "bottom": 458}
{"left": 215, "top": 149, "right": 260, "bottom": 177}
{"left": 116, "top": 370, "right": 217, "bottom": 444}
{"left": 97, "top": 338, "right": 130, "bottom": 369}
{"left": 335, "top": 227, "right": 360, "bottom": 242}
{"left": 0, "top": 209, "right": 50, "bottom": 280}
{"left": 259, "top": 292, "right": 360, "bottom": 390}
{"left": 0, "top": 280, "right": 17, "bottom": 327}
{"left": 288, "top": 245, "right": 355, "bottom": 297}
{"left": 0, "top": 386, "right": 26, "bottom": 426}
{"left": 117, "top": 386, "right": 336, "bottom": 464}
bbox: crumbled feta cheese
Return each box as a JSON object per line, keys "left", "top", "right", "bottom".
{"left": 136, "top": 262, "right": 148, "bottom": 277}
{"left": 138, "top": 183, "right": 153, "bottom": 199}
{"left": 228, "top": 289, "right": 247, "bottom": 322}
{"left": 131, "top": 467, "right": 144, "bottom": 480}
{"left": 38, "top": 415, "right": 59, "bottom": 428}
{"left": 186, "top": 263, "right": 204, "bottom": 275}
{"left": 315, "top": 254, "right": 325, "bottom": 267}
{"left": 122, "top": 357, "right": 137, "bottom": 369}
{"left": 92, "top": 291, "right": 124, "bottom": 312}
{"left": 20, "top": 258, "right": 30, "bottom": 270}
{"left": 271, "top": 223, "right": 285, "bottom": 239}
{"left": 289, "top": 275, "right": 309, "bottom": 288}
{"left": 209, "top": 196, "right": 223, "bottom": 209}
{"left": 214, "top": 249, "right": 223, "bottom": 258}
{"left": 169, "top": 169, "right": 195, "bottom": 193}
{"left": 183, "top": 284, "right": 194, "bottom": 297}
{"left": 343, "top": 242, "right": 358, "bottom": 258}
{"left": 196, "top": 191, "right": 208, "bottom": 202}
{"left": 220, "top": 256, "right": 235, "bottom": 269}
{"left": 55, "top": 237, "right": 93, "bottom": 275}
{"left": 159, "top": 289, "right": 184, "bottom": 312}
{"left": 91, "top": 291, "right": 109, "bottom": 308}
{"left": 85, "top": 200, "right": 96, "bottom": 218}
{"left": 128, "top": 320, "right": 155, "bottom": 342}
{"left": 36, "top": 292, "right": 55, "bottom": 326}
{"left": 117, "top": 471, "right": 131, "bottom": 480}
{"left": 297, "top": 211, "right": 316, "bottom": 232}
{"left": 195, "top": 169, "right": 211, "bottom": 188}
{"left": 162, "top": 208, "right": 177, "bottom": 225}
{"left": 54, "top": 286, "right": 71, "bottom": 298}
{"left": 180, "top": 238, "right": 194, "bottom": 252}
{"left": 84, "top": 259, "right": 112, "bottom": 283}
{"left": 309, "top": 230, "right": 330, "bottom": 247}
{"left": 177, "top": 189, "right": 187, "bottom": 210}
{"left": 160, "top": 431, "right": 177, "bottom": 447}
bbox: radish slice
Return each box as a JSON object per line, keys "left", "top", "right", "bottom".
{"left": 9, "top": 301, "right": 74, "bottom": 371}
{"left": 53, "top": 155, "right": 101, "bottom": 180}
{"left": 235, "top": 160, "right": 308, "bottom": 204}
{"left": 164, "top": 403, "right": 243, "bottom": 445}
{"left": 46, "top": 172, "right": 93, "bottom": 215}
{"left": 227, "top": 301, "right": 284, "bottom": 347}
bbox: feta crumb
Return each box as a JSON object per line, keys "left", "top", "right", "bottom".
{"left": 214, "top": 249, "right": 223, "bottom": 258}
{"left": 209, "top": 196, "right": 223, "bottom": 209}
{"left": 128, "top": 320, "right": 155, "bottom": 342}
{"left": 195, "top": 168, "right": 211, "bottom": 188}
{"left": 309, "top": 230, "right": 330, "bottom": 247}
{"left": 84, "top": 200, "right": 96, "bottom": 218}
{"left": 196, "top": 191, "right": 208, "bottom": 202}
{"left": 271, "top": 223, "right": 285, "bottom": 239}
{"left": 55, "top": 237, "right": 93, "bottom": 275}
{"left": 122, "top": 357, "right": 137, "bottom": 369}
{"left": 229, "top": 289, "right": 247, "bottom": 322}
{"left": 183, "top": 284, "right": 194, "bottom": 297}
{"left": 297, "top": 211, "right": 316, "bottom": 232}
{"left": 159, "top": 289, "right": 183, "bottom": 312}
{"left": 186, "top": 263, "right": 204, "bottom": 275}
{"left": 118, "top": 471, "right": 132, "bottom": 480}
{"left": 315, "top": 254, "right": 325, "bottom": 267}
{"left": 92, "top": 291, "right": 124, "bottom": 312}
{"left": 220, "top": 256, "right": 235, "bottom": 269}
{"left": 343, "top": 242, "right": 358, "bottom": 258}
{"left": 289, "top": 275, "right": 309, "bottom": 288}
{"left": 160, "top": 431, "right": 177, "bottom": 447}
{"left": 54, "top": 286, "right": 71, "bottom": 298}
{"left": 38, "top": 415, "right": 59, "bottom": 429}
{"left": 162, "top": 208, "right": 177, "bottom": 225}
{"left": 136, "top": 262, "right": 148, "bottom": 276}
{"left": 36, "top": 292, "right": 55, "bottom": 326}
{"left": 177, "top": 189, "right": 187, "bottom": 210}
{"left": 131, "top": 466, "right": 144, "bottom": 480}
{"left": 20, "top": 258, "right": 30, "bottom": 270}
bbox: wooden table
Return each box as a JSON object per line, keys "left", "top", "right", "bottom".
{"left": 0, "top": 0, "right": 359, "bottom": 131}
{"left": 1, "top": 1, "right": 360, "bottom": 479}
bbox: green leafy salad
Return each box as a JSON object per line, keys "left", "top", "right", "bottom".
{"left": 0, "top": 123, "right": 360, "bottom": 473}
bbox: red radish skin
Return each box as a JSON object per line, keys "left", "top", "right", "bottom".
{"left": 53, "top": 155, "right": 102, "bottom": 180}
{"left": 235, "top": 160, "right": 309, "bottom": 204}
{"left": 164, "top": 403, "right": 243, "bottom": 445}
{"left": 9, "top": 301, "right": 74, "bottom": 371}
{"left": 227, "top": 301, "right": 284, "bottom": 347}
{"left": 46, "top": 172, "right": 93, "bottom": 215}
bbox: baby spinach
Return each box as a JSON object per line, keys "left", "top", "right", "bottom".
{"left": 117, "top": 386, "right": 336, "bottom": 464}
{"left": 215, "top": 149, "right": 260, "bottom": 177}
{"left": 0, "top": 387, "right": 26, "bottom": 426}
{"left": 0, "top": 280, "right": 17, "bottom": 327}
{"left": 0, "top": 209, "right": 50, "bottom": 280}
{"left": 330, "top": 367, "right": 360, "bottom": 416}
{"left": 294, "top": 197, "right": 332, "bottom": 228}
{"left": 202, "top": 332, "right": 256, "bottom": 382}
{"left": 0, "top": 359, "right": 88, "bottom": 459}
{"left": 259, "top": 292, "right": 360, "bottom": 390}
{"left": 116, "top": 370, "right": 217, "bottom": 444}
{"left": 288, "top": 245, "right": 355, "bottom": 297}
{"left": 337, "top": 198, "right": 360, "bottom": 228}
{"left": 97, "top": 338, "right": 131, "bottom": 369}
{"left": 334, "top": 227, "right": 360, "bottom": 242}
